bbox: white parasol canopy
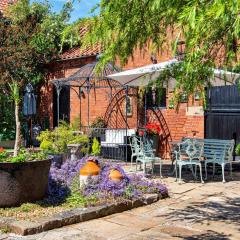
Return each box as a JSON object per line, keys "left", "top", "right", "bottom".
{"left": 107, "top": 59, "right": 240, "bottom": 88}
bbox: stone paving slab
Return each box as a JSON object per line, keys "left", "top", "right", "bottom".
{"left": 71, "top": 218, "right": 139, "bottom": 240}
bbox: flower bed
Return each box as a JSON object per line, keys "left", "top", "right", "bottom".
{"left": 49, "top": 158, "right": 168, "bottom": 207}
{"left": 0, "top": 157, "right": 168, "bottom": 221}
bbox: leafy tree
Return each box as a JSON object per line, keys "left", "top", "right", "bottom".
{"left": 0, "top": 0, "right": 78, "bottom": 155}
{"left": 83, "top": 0, "right": 240, "bottom": 102}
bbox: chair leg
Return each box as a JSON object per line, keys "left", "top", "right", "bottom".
{"left": 131, "top": 155, "right": 134, "bottom": 168}
{"left": 221, "top": 163, "right": 226, "bottom": 183}
{"left": 160, "top": 160, "right": 163, "bottom": 178}
{"left": 190, "top": 165, "right": 196, "bottom": 180}
{"left": 152, "top": 162, "right": 154, "bottom": 175}
{"left": 199, "top": 164, "right": 204, "bottom": 184}
{"left": 178, "top": 164, "right": 182, "bottom": 184}
{"left": 230, "top": 162, "right": 233, "bottom": 180}
{"left": 175, "top": 162, "right": 178, "bottom": 182}
{"left": 143, "top": 163, "right": 146, "bottom": 175}
{"left": 135, "top": 159, "right": 138, "bottom": 172}
{"left": 204, "top": 162, "right": 208, "bottom": 180}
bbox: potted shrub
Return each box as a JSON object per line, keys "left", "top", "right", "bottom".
{"left": 90, "top": 116, "right": 107, "bottom": 141}
{"left": 37, "top": 122, "right": 89, "bottom": 166}
{"left": 0, "top": 148, "right": 52, "bottom": 207}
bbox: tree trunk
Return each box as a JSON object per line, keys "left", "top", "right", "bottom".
{"left": 14, "top": 101, "right": 21, "bottom": 157}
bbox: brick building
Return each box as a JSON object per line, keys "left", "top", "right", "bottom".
{"left": 39, "top": 41, "right": 204, "bottom": 158}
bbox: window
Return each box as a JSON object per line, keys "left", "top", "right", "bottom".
{"left": 125, "top": 96, "right": 133, "bottom": 116}
{"left": 146, "top": 88, "right": 166, "bottom": 108}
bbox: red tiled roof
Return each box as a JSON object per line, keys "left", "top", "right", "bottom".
{"left": 0, "top": 0, "right": 16, "bottom": 14}
{"left": 59, "top": 26, "right": 103, "bottom": 60}
{"left": 59, "top": 43, "right": 102, "bottom": 60}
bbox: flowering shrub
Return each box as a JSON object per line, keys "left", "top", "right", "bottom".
{"left": 145, "top": 123, "right": 161, "bottom": 135}
{"left": 47, "top": 157, "right": 168, "bottom": 206}
{"left": 0, "top": 147, "right": 4, "bottom": 153}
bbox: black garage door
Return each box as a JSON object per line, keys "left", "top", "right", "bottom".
{"left": 205, "top": 85, "right": 240, "bottom": 144}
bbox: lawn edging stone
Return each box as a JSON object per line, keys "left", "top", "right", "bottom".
{"left": 0, "top": 193, "right": 163, "bottom": 236}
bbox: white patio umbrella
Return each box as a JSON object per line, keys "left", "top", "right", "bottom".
{"left": 108, "top": 59, "right": 240, "bottom": 88}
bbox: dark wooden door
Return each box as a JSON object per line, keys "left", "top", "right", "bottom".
{"left": 205, "top": 85, "right": 240, "bottom": 143}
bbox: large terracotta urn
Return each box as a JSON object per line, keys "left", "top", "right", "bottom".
{"left": 109, "top": 169, "right": 123, "bottom": 181}
{"left": 79, "top": 159, "right": 100, "bottom": 186}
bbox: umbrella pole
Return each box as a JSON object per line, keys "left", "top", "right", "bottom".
{"left": 144, "top": 90, "right": 147, "bottom": 125}
{"left": 56, "top": 84, "right": 62, "bottom": 127}
{"left": 79, "top": 87, "right": 82, "bottom": 131}
{"left": 125, "top": 86, "right": 128, "bottom": 162}
{"left": 87, "top": 78, "right": 90, "bottom": 156}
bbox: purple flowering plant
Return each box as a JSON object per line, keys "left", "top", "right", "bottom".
{"left": 47, "top": 157, "right": 168, "bottom": 207}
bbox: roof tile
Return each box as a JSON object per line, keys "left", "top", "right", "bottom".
{"left": 59, "top": 26, "right": 102, "bottom": 60}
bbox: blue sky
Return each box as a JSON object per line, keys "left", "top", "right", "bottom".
{"left": 30, "top": 0, "right": 100, "bottom": 22}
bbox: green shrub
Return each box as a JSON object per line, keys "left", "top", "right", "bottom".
{"left": 91, "top": 116, "right": 107, "bottom": 129}
{"left": 37, "top": 122, "right": 89, "bottom": 154}
{"left": 91, "top": 138, "right": 101, "bottom": 156}
{"left": 0, "top": 148, "right": 47, "bottom": 163}
{"left": 235, "top": 144, "right": 240, "bottom": 155}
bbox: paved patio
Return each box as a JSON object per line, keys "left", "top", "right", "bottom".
{"left": 1, "top": 161, "right": 240, "bottom": 240}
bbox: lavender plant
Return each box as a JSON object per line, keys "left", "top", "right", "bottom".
{"left": 47, "top": 157, "right": 168, "bottom": 206}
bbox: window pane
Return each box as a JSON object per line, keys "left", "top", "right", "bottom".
{"left": 146, "top": 88, "right": 166, "bottom": 108}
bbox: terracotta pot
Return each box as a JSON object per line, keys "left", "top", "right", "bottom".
{"left": 79, "top": 160, "right": 100, "bottom": 186}
{"left": 109, "top": 169, "right": 123, "bottom": 181}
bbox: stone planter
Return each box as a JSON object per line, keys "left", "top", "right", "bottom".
{"left": 67, "top": 144, "right": 83, "bottom": 161}
{"left": 0, "top": 158, "right": 52, "bottom": 207}
{"left": 49, "top": 153, "right": 65, "bottom": 168}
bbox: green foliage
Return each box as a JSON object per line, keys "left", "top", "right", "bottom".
{"left": 0, "top": 148, "right": 48, "bottom": 163}
{"left": 0, "top": 93, "right": 15, "bottom": 140}
{"left": 71, "top": 116, "right": 81, "bottom": 130}
{"left": 37, "top": 122, "right": 89, "bottom": 154}
{"left": 66, "top": 176, "right": 98, "bottom": 208}
{"left": 91, "top": 138, "right": 101, "bottom": 156}
{"left": 83, "top": 0, "right": 240, "bottom": 101}
{"left": 91, "top": 116, "right": 107, "bottom": 129}
{"left": 0, "top": 150, "right": 8, "bottom": 160}
{"left": 235, "top": 144, "right": 240, "bottom": 156}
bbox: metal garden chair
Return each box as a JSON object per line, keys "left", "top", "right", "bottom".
{"left": 129, "top": 136, "right": 143, "bottom": 168}
{"left": 174, "top": 139, "right": 204, "bottom": 183}
{"left": 130, "top": 136, "right": 162, "bottom": 177}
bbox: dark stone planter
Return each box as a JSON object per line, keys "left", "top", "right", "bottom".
{"left": 0, "top": 158, "right": 52, "bottom": 208}
{"left": 147, "top": 135, "right": 159, "bottom": 156}
{"left": 49, "top": 154, "right": 64, "bottom": 168}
